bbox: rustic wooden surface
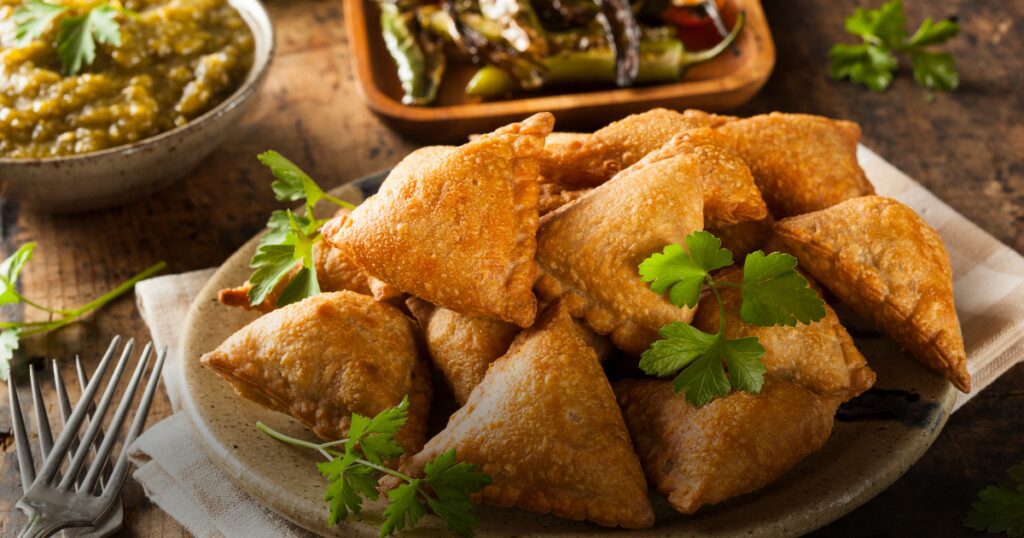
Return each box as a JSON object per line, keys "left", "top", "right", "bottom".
{"left": 1, "top": 0, "right": 1021, "bottom": 536}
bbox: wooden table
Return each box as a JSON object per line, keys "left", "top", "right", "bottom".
{"left": 1, "top": 0, "right": 1021, "bottom": 535}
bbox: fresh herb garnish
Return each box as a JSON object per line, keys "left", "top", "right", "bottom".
{"left": 258, "top": 398, "right": 491, "bottom": 537}
{"left": 0, "top": 242, "right": 165, "bottom": 380}
{"left": 638, "top": 231, "right": 826, "bottom": 407}
{"left": 828, "top": 0, "right": 959, "bottom": 93}
{"left": 246, "top": 151, "right": 354, "bottom": 308}
{"left": 13, "top": 0, "right": 135, "bottom": 75}
{"left": 965, "top": 462, "right": 1024, "bottom": 537}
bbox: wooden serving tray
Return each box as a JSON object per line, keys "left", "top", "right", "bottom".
{"left": 344, "top": 0, "right": 775, "bottom": 141}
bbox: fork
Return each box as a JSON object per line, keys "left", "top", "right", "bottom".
{"left": 9, "top": 336, "right": 166, "bottom": 538}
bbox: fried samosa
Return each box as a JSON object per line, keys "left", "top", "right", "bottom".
{"left": 707, "top": 215, "right": 775, "bottom": 259}
{"left": 388, "top": 303, "right": 655, "bottom": 529}
{"left": 540, "top": 108, "right": 728, "bottom": 187}
{"left": 716, "top": 113, "right": 874, "bottom": 217}
{"left": 693, "top": 267, "right": 875, "bottom": 402}
{"left": 218, "top": 239, "right": 371, "bottom": 313}
{"left": 615, "top": 378, "right": 836, "bottom": 515}
{"left": 538, "top": 182, "right": 590, "bottom": 215}
{"left": 322, "top": 113, "right": 554, "bottom": 328}
{"left": 406, "top": 297, "right": 519, "bottom": 405}
{"left": 535, "top": 143, "right": 704, "bottom": 355}
{"left": 201, "top": 291, "right": 431, "bottom": 453}
{"left": 773, "top": 196, "right": 969, "bottom": 392}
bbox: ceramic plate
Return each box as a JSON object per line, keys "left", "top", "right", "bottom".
{"left": 180, "top": 172, "right": 956, "bottom": 537}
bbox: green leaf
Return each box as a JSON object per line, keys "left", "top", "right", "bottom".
{"left": 12, "top": 0, "right": 68, "bottom": 46}
{"left": 639, "top": 322, "right": 718, "bottom": 377}
{"left": 844, "top": 0, "right": 906, "bottom": 48}
{"left": 423, "top": 449, "right": 491, "bottom": 537}
{"left": 381, "top": 481, "right": 427, "bottom": 536}
{"left": 639, "top": 232, "right": 732, "bottom": 308}
{"left": 257, "top": 151, "right": 353, "bottom": 209}
{"left": 672, "top": 341, "right": 731, "bottom": 407}
{"left": 722, "top": 336, "right": 766, "bottom": 394}
{"left": 0, "top": 329, "right": 20, "bottom": 382}
{"left": 247, "top": 243, "right": 299, "bottom": 306}
{"left": 964, "top": 483, "right": 1024, "bottom": 537}
{"left": 0, "top": 242, "right": 36, "bottom": 305}
{"left": 828, "top": 43, "right": 898, "bottom": 92}
{"left": 910, "top": 50, "right": 959, "bottom": 91}
{"left": 56, "top": 3, "right": 122, "bottom": 75}
{"left": 247, "top": 209, "right": 323, "bottom": 307}
{"left": 350, "top": 396, "right": 409, "bottom": 464}
{"left": 907, "top": 17, "right": 959, "bottom": 47}
{"left": 318, "top": 454, "right": 378, "bottom": 526}
{"left": 741, "top": 251, "right": 826, "bottom": 327}
{"left": 276, "top": 266, "right": 321, "bottom": 307}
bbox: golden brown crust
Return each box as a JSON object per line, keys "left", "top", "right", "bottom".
{"left": 390, "top": 302, "right": 655, "bottom": 529}
{"left": 201, "top": 291, "right": 430, "bottom": 453}
{"left": 538, "top": 182, "right": 590, "bottom": 216}
{"left": 322, "top": 113, "right": 554, "bottom": 328}
{"left": 716, "top": 113, "right": 874, "bottom": 217}
{"left": 708, "top": 214, "right": 776, "bottom": 259}
{"left": 774, "top": 196, "right": 970, "bottom": 392}
{"left": 693, "top": 267, "right": 876, "bottom": 402}
{"left": 406, "top": 297, "right": 519, "bottom": 405}
{"left": 539, "top": 108, "right": 730, "bottom": 187}
{"left": 535, "top": 142, "right": 704, "bottom": 355}
{"left": 615, "top": 378, "right": 836, "bottom": 515}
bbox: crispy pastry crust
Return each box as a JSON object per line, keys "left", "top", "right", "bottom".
{"left": 615, "top": 378, "right": 836, "bottom": 515}
{"left": 539, "top": 108, "right": 731, "bottom": 187}
{"left": 774, "top": 195, "right": 970, "bottom": 392}
{"left": 201, "top": 291, "right": 431, "bottom": 453}
{"left": 388, "top": 303, "right": 655, "bottom": 529}
{"left": 694, "top": 267, "right": 876, "bottom": 402}
{"left": 716, "top": 113, "right": 874, "bottom": 217}
{"left": 406, "top": 297, "right": 519, "bottom": 405}
{"left": 707, "top": 214, "right": 776, "bottom": 259}
{"left": 535, "top": 140, "right": 704, "bottom": 355}
{"left": 322, "top": 113, "right": 554, "bottom": 327}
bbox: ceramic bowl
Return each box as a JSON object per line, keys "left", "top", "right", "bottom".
{"left": 0, "top": 0, "right": 274, "bottom": 213}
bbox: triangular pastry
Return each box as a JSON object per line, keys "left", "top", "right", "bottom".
{"left": 615, "top": 378, "right": 836, "bottom": 515}
{"left": 201, "top": 291, "right": 431, "bottom": 453}
{"left": 773, "top": 195, "right": 970, "bottom": 392}
{"left": 693, "top": 267, "right": 875, "bottom": 402}
{"left": 322, "top": 113, "right": 554, "bottom": 327}
{"left": 390, "top": 302, "right": 655, "bottom": 529}
{"left": 406, "top": 297, "right": 519, "bottom": 405}
{"left": 540, "top": 108, "right": 729, "bottom": 187}
{"left": 535, "top": 142, "right": 704, "bottom": 355}
{"left": 716, "top": 113, "right": 874, "bottom": 217}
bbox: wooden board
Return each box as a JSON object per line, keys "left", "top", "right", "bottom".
{"left": 345, "top": 0, "right": 775, "bottom": 141}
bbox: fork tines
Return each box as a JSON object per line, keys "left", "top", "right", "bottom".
{"left": 8, "top": 336, "right": 166, "bottom": 536}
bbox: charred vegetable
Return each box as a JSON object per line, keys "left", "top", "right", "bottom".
{"left": 378, "top": 0, "right": 446, "bottom": 105}
{"left": 466, "top": 11, "right": 744, "bottom": 97}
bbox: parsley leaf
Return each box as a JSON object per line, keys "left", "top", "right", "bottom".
{"left": 257, "top": 150, "right": 355, "bottom": 210}
{"left": 639, "top": 322, "right": 717, "bottom": 377}
{"left": 0, "top": 242, "right": 36, "bottom": 305}
{"left": 672, "top": 342, "right": 731, "bottom": 407}
{"left": 423, "top": 449, "right": 491, "bottom": 537}
{"left": 12, "top": 0, "right": 67, "bottom": 46}
{"left": 0, "top": 329, "right": 20, "bottom": 382}
{"left": 741, "top": 251, "right": 826, "bottom": 327}
{"left": 349, "top": 397, "right": 408, "bottom": 465}
{"left": 964, "top": 463, "right": 1024, "bottom": 537}
{"left": 56, "top": 3, "right": 122, "bottom": 75}
{"left": 381, "top": 481, "right": 427, "bottom": 536}
{"left": 318, "top": 455, "right": 377, "bottom": 526}
{"left": 639, "top": 231, "right": 732, "bottom": 308}
{"left": 722, "top": 336, "right": 767, "bottom": 394}
{"left": 829, "top": 0, "right": 959, "bottom": 93}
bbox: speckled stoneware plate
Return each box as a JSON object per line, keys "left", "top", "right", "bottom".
{"left": 180, "top": 172, "right": 957, "bottom": 537}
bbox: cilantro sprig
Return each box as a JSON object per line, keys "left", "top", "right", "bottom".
{"left": 13, "top": 0, "right": 136, "bottom": 75}
{"left": 964, "top": 462, "right": 1024, "bottom": 537}
{"left": 258, "top": 398, "right": 491, "bottom": 537}
{"left": 828, "top": 0, "right": 960, "bottom": 93}
{"left": 0, "top": 242, "right": 165, "bottom": 380}
{"left": 638, "top": 231, "right": 825, "bottom": 407}
{"left": 246, "top": 151, "right": 355, "bottom": 308}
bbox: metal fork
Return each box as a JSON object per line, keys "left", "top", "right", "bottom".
{"left": 9, "top": 336, "right": 166, "bottom": 538}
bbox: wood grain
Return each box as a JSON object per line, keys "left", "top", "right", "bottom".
{"left": 1, "top": 0, "right": 1022, "bottom": 536}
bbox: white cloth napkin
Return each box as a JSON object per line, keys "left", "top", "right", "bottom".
{"left": 129, "top": 146, "right": 1024, "bottom": 537}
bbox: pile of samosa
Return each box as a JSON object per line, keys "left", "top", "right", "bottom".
{"left": 203, "top": 109, "right": 969, "bottom": 528}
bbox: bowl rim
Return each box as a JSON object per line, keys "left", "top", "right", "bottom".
{"left": 0, "top": 0, "right": 276, "bottom": 165}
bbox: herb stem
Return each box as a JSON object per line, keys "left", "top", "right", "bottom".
{"left": 256, "top": 421, "right": 349, "bottom": 461}
{"left": 707, "top": 277, "right": 726, "bottom": 335}
{"left": 323, "top": 193, "right": 356, "bottom": 211}
{"left": 354, "top": 457, "right": 416, "bottom": 483}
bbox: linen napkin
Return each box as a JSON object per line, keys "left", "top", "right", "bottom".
{"left": 129, "top": 146, "right": 1024, "bottom": 536}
